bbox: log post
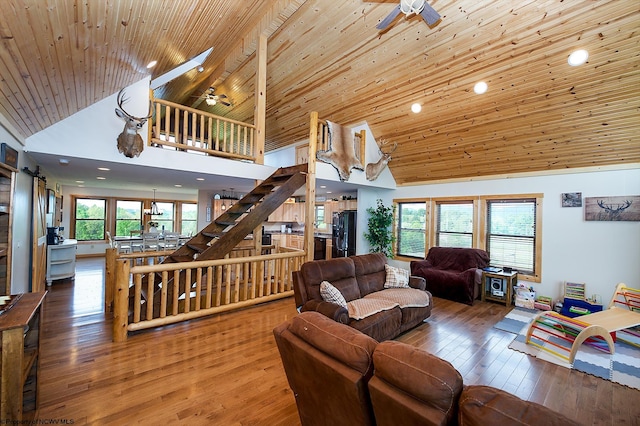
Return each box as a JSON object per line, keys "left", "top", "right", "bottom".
{"left": 113, "top": 259, "right": 131, "bottom": 342}
{"left": 105, "top": 247, "right": 116, "bottom": 313}
{"left": 305, "top": 112, "right": 319, "bottom": 262}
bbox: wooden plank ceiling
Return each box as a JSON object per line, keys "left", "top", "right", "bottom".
{"left": 1, "top": 0, "right": 638, "bottom": 185}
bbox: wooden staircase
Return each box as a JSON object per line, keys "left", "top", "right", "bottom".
{"left": 131, "top": 164, "right": 307, "bottom": 320}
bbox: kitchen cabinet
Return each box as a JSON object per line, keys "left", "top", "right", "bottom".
{"left": 268, "top": 201, "right": 304, "bottom": 223}
{"left": 0, "top": 291, "right": 46, "bottom": 421}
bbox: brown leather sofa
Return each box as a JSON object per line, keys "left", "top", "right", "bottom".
{"left": 274, "top": 312, "right": 583, "bottom": 426}
{"left": 410, "top": 247, "right": 490, "bottom": 305}
{"left": 293, "top": 252, "right": 432, "bottom": 341}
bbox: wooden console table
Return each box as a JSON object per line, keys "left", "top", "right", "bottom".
{"left": 0, "top": 291, "right": 46, "bottom": 421}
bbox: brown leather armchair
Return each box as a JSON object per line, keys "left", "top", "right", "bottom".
{"left": 273, "top": 311, "right": 378, "bottom": 426}
{"left": 369, "top": 341, "right": 463, "bottom": 426}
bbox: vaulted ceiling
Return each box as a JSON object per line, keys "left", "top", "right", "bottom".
{"left": 1, "top": 0, "right": 638, "bottom": 186}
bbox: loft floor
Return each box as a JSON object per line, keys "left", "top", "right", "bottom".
{"left": 38, "top": 258, "right": 639, "bottom": 424}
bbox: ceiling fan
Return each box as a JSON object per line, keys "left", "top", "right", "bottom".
{"left": 195, "top": 87, "right": 231, "bottom": 107}
{"left": 376, "top": 0, "right": 441, "bottom": 31}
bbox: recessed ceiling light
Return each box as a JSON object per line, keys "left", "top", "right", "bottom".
{"left": 411, "top": 103, "right": 422, "bottom": 113}
{"left": 146, "top": 60, "right": 157, "bottom": 69}
{"left": 174, "top": 184, "right": 182, "bottom": 187}
{"left": 196, "top": 177, "right": 205, "bottom": 181}
{"left": 59, "top": 158, "right": 69, "bottom": 165}
{"left": 75, "top": 180, "right": 84, "bottom": 184}
{"left": 96, "top": 176, "right": 106, "bottom": 180}
{"left": 320, "top": 185, "right": 326, "bottom": 189}
{"left": 474, "top": 81, "right": 488, "bottom": 94}
{"left": 97, "top": 167, "right": 110, "bottom": 171}
{"left": 327, "top": 191, "right": 332, "bottom": 194}
{"left": 568, "top": 49, "right": 589, "bottom": 66}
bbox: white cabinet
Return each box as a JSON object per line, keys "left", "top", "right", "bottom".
{"left": 46, "top": 239, "right": 77, "bottom": 286}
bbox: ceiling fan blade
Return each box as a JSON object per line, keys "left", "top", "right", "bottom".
{"left": 376, "top": 5, "right": 402, "bottom": 30}
{"left": 219, "top": 94, "right": 228, "bottom": 99}
{"left": 221, "top": 101, "right": 231, "bottom": 107}
{"left": 419, "top": 3, "right": 440, "bottom": 26}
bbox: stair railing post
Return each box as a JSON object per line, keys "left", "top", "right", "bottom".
{"left": 113, "top": 259, "right": 131, "bottom": 342}
{"left": 305, "top": 112, "right": 319, "bottom": 262}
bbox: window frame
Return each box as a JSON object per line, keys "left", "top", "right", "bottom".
{"left": 479, "top": 195, "right": 542, "bottom": 282}
{"left": 72, "top": 197, "right": 107, "bottom": 241}
{"left": 393, "top": 194, "right": 542, "bottom": 283}
{"left": 432, "top": 198, "right": 477, "bottom": 249}
{"left": 395, "top": 200, "right": 429, "bottom": 259}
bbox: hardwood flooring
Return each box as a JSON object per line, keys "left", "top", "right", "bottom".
{"left": 38, "top": 258, "right": 639, "bottom": 425}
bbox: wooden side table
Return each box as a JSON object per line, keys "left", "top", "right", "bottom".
{"left": 481, "top": 270, "right": 518, "bottom": 306}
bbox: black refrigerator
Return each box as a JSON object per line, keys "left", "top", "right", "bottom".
{"left": 332, "top": 210, "right": 357, "bottom": 258}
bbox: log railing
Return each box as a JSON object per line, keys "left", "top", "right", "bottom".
{"left": 150, "top": 98, "right": 256, "bottom": 161}
{"left": 110, "top": 247, "right": 305, "bottom": 342}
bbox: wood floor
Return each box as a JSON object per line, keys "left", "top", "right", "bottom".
{"left": 38, "top": 258, "right": 639, "bottom": 425}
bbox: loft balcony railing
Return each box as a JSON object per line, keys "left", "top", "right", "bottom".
{"left": 150, "top": 98, "right": 256, "bottom": 162}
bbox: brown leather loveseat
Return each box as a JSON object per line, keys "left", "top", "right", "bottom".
{"left": 274, "top": 311, "right": 583, "bottom": 426}
{"left": 293, "top": 253, "right": 432, "bottom": 341}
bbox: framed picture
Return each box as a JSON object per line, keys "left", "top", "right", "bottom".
{"left": 0, "top": 143, "right": 18, "bottom": 170}
{"left": 561, "top": 192, "right": 582, "bottom": 207}
{"left": 585, "top": 195, "right": 640, "bottom": 221}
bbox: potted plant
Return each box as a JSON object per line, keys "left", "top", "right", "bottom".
{"left": 364, "top": 199, "right": 395, "bottom": 258}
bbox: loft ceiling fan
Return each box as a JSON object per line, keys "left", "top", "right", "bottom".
{"left": 194, "top": 87, "right": 231, "bottom": 107}
{"left": 376, "top": 0, "right": 441, "bottom": 31}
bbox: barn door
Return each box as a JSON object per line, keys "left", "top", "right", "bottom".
{"left": 31, "top": 177, "right": 47, "bottom": 292}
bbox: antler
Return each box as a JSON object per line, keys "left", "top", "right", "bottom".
{"left": 379, "top": 140, "right": 398, "bottom": 156}
{"left": 117, "top": 88, "right": 153, "bottom": 120}
{"left": 597, "top": 199, "right": 632, "bottom": 214}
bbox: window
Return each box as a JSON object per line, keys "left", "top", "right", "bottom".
{"left": 74, "top": 198, "right": 106, "bottom": 241}
{"left": 115, "top": 200, "right": 142, "bottom": 237}
{"left": 485, "top": 198, "right": 537, "bottom": 276}
{"left": 315, "top": 204, "right": 326, "bottom": 229}
{"left": 396, "top": 202, "right": 427, "bottom": 258}
{"left": 435, "top": 201, "right": 473, "bottom": 248}
{"left": 152, "top": 202, "right": 174, "bottom": 232}
{"left": 181, "top": 203, "right": 197, "bottom": 236}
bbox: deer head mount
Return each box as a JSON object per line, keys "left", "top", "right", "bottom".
{"left": 366, "top": 140, "right": 397, "bottom": 181}
{"left": 115, "top": 89, "right": 153, "bottom": 158}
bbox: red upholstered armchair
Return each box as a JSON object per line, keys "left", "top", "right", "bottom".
{"left": 410, "top": 247, "right": 490, "bottom": 305}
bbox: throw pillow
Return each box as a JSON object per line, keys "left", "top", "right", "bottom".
{"left": 384, "top": 264, "right": 410, "bottom": 288}
{"left": 320, "top": 281, "right": 347, "bottom": 307}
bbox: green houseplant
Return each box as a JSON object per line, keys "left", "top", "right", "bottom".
{"left": 364, "top": 199, "right": 395, "bottom": 258}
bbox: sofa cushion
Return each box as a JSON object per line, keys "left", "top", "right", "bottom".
{"left": 288, "top": 311, "right": 377, "bottom": 375}
{"left": 458, "top": 386, "right": 582, "bottom": 426}
{"left": 384, "top": 264, "right": 410, "bottom": 288}
{"left": 371, "top": 341, "right": 463, "bottom": 426}
{"left": 347, "top": 298, "right": 399, "bottom": 320}
{"left": 349, "top": 307, "right": 402, "bottom": 342}
{"left": 300, "top": 257, "right": 362, "bottom": 302}
{"left": 320, "top": 281, "right": 347, "bottom": 307}
{"left": 352, "top": 253, "right": 387, "bottom": 296}
{"left": 365, "top": 288, "right": 430, "bottom": 309}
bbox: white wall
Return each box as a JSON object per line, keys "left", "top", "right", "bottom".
{"left": 367, "top": 167, "right": 640, "bottom": 304}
